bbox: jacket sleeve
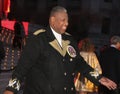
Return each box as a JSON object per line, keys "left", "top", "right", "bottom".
{"left": 6, "top": 35, "right": 42, "bottom": 93}
{"left": 75, "top": 52, "right": 102, "bottom": 86}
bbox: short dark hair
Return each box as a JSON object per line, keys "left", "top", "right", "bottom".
{"left": 50, "top": 6, "right": 67, "bottom": 17}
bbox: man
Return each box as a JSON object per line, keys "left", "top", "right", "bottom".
{"left": 4, "top": 6, "right": 117, "bottom": 94}
{"left": 99, "top": 35, "right": 120, "bottom": 94}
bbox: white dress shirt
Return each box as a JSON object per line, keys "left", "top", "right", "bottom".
{"left": 50, "top": 27, "right": 62, "bottom": 47}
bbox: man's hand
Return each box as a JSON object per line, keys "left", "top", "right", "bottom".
{"left": 99, "top": 77, "right": 117, "bottom": 90}
{"left": 3, "top": 90, "right": 14, "bottom": 94}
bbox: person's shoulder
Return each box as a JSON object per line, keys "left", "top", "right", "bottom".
{"left": 80, "top": 51, "right": 94, "bottom": 56}
{"left": 27, "top": 28, "right": 46, "bottom": 39}
{"left": 33, "top": 29, "right": 46, "bottom": 36}
{"left": 64, "top": 32, "right": 72, "bottom": 36}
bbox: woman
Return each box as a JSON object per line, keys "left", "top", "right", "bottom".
{"left": 77, "top": 38, "right": 102, "bottom": 94}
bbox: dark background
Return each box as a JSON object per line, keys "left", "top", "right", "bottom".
{"left": 8, "top": 0, "right": 88, "bottom": 41}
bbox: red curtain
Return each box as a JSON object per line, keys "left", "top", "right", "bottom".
{"left": 3, "top": 0, "right": 10, "bottom": 13}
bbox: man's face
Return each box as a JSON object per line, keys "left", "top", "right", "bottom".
{"left": 50, "top": 12, "right": 68, "bottom": 34}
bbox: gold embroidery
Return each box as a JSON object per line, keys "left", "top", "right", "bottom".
{"left": 8, "top": 78, "right": 20, "bottom": 91}
{"left": 33, "top": 29, "right": 46, "bottom": 35}
{"left": 49, "top": 39, "right": 70, "bottom": 56}
{"left": 89, "top": 70, "right": 99, "bottom": 79}
{"left": 64, "top": 32, "right": 71, "bottom": 36}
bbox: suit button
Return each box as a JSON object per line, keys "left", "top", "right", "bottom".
{"left": 64, "top": 72, "right": 67, "bottom": 76}
{"left": 63, "top": 59, "right": 65, "bottom": 62}
{"left": 70, "top": 58, "right": 73, "bottom": 61}
{"left": 71, "top": 87, "right": 74, "bottom": 91}
{"left": 64, "top": 87, "right": 67, "bottom": 91}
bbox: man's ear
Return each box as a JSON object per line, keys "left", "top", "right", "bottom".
{"left": 51, "top": 16, "right": 55, "bottom": 23}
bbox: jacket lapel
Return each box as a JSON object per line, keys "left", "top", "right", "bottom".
{"left": 49, "top": 39, "right": 70, "bottom": 56}
{"left": 62, "top": 40, "right": 70, "bottom": 56}
{"left": 46, "top": 26, "right": 70, "bottom": 56}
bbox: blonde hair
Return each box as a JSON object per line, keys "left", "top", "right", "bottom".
{"left": 78, "top": 38, "right": 95, "bottom": 52}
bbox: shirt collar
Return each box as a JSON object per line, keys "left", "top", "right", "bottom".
{"left": 110, "top": 44, "right": 116, "bottom": 48}
{"left": 50, "top": 26, "right": 62, "bottom": 46}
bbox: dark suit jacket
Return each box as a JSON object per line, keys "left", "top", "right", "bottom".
{"left": 99, "top": 46, "right": 120, "bottom": 94}
{"left": 6, "top": 26, "right": 102, "bottom": 94}
{"left": 0, "top": 41, "right": 5, "bottom": 61}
